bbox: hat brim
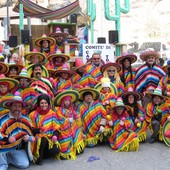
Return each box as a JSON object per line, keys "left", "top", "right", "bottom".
{"left": 121, "top": 91, "right": 142, "bottom": 101}
{"left": 27, "top": 64, "right": 49, "bottom": 78}
{"left": 55, "top": 70, "right": 74, "bottom": 77}
{"left": 54, "top": 90, "right": 79, "bottom": 106}
{"left": 145, "top": 92, "right": 165, "bottom": 100}
{"left": 79, "top": 88, "right": 100, "bottom": 101}
{"left": 100, "top": 63, "right": 121, "bottom": 73}
{"left": 113, "top": 104, "right": 130, "bottom": 110}
{"left": 34, "top": 37, "right": 55, "bottom": 47}
{"left": 162, "top": 120, "right": 170, "bottom": 147}
{"left": 24, "top": 52, "right": 46, "bottom": 62}
{"left": 47, "top": 54, "right": 70, "bottom": 62}
{"left": 0, "top": 78, "right": 19, "bottom": 90}
{"left": 8, "top": 64, "right": 24, "bottom": 74}
{"left": 116, "top": 54, "right": 137, "bottom": 64}
{"left": 49, "top": 32, "right": 67, "bottom": 38}
{"left": 94, "top": 82, "right": 118, "bottom": 95}
{"left": 140, "top": 51, "right": 160, "bottom": 61}
{"left": 48, "top": 69, "right": 56, "bottom": 78}
{"left": 0, "top": 62, "right": 9, "bottom": 74}
{"left": 76, "top": 62, "right": 90, "bottom": 71}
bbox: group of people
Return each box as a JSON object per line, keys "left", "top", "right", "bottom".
{"left": 0, "top": 27, "right": 170, "bottom": 170}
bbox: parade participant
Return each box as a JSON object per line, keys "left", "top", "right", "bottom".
{"left": 101, "top": 62, "right": 124, "bottom": 96}
{"left": 122, "top": 87, "right": 147, "bottom": 142}
{"left": 85, "top": 50, "right": 105, "bottom": 81}
{"left": 47, "top": 50, "right": 70, "bottom": 69}
{"left": 72, "top": 58, "right": 96, "bottom": 89}
{"left": 50, "top": 27, "right": 67, "bottom": 53}
{"left": 27, "top": 63, "right": 54, "bottom": 98}
{"left": 0, "top": 92, "right": 33, "bottom": 170}
{"left": 11, "top": 53, "right": 19, "bottom": 64}
{"left": 0, "top": 62, "right": 9, "bottom": 74}
{"left": 53, "top": 63, "right": 74, "bottom": 94}
{"left": 108, "top": 97, "right": 139, "bottom": 151}
{"left": 24, "top": 48, "right": 46, "bottom": 67}
{"left": 116, "top": 53, "right": 137, "bottom": 91}
{"left": 146, "top": 87, "right": 170, "bottom": 143}
{"left": 54, "top": 90, "right": 84, "bottom": 160}
{"left": 29, "top": 94, "right": 60, "bottom": 165}
{"left": 76, "top": 88, "right": 107, "bottom": 147}
{"left": 135, "top": 48, "right": 165, "bottom": 109}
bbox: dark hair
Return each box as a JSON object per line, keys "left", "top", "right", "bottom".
{"left": 9, "top": 66, "right": 19, "bottom": 72}
{"left": 37, "top": 94, "right": 51, "bottom": 107}
{"left": 32, "top": 63, "right": 43, "bottom": 71}
{"left": 82, "top": 91, "right": 92, "bottom": 99}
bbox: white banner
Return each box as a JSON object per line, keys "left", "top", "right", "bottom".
{"left": 83, "top": 44, "right": 116, "bottom": 63}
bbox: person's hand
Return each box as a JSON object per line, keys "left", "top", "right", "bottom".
{"left": 120, "top": 120, "right": 124, "bottom": 126}
{"left": 23, "top": 135, "right": 30, "bottom": 142}
{"left": 69, "top": 117, "right": 73, "bottom": 123}
{"left": 99, "top": 126, "right": 105, "bottom": 133}
{"left": 108, "top": 120, "right": 113, "bottom": 127}
{"left": 134, "top": 118, "right": 139, "bottom": 124}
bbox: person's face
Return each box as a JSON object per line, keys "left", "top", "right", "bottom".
{"left": 146, "top": 56, "right": 155, "bottom": 65}
{"left": 31, "top": 55, "right": 40, "bottom": 64}
{"left": 33, "top": 66, "right": 42, "bottom": 78}
{"left": 19, "top": 78, "right": 29, "bottom": 87}
{"left": 102, "top": 87, "right": 110, "bottom": 93}
{"left": 60, "top": 72, "right": 69, "bottom": 79}
{"left": 40, "top": 99, "right": 49, "bottom": 110}
{"left": 42, "top": 40, "right": 49, "bottom": 48}
{"left": 0, "top": 84, "right": 8, "bottom": 94}
{"left": 78, "top": 66, "right": 86, "bottom": 72}
{"left": 10, "top": 102, "right": 22, "bottom": 117}
{"left": 53, "top": 57, "right": 63, "bottom": 65}
{"left": 92, "top": 54, "right": 101, "bottom": 65}
{"left": 84, "top": 94, "right": 93, "bottom": 103}
{"left": 153, "top": 96, "right": 162, "bottom": 105}
{"left": 12, "top": 54, "right": 19, "bottom": 64}
{"left": 107, "top": 68, "right": 115, "bottom": 76}
{"left": 115, "top": 106, "right": 124, "bottom": 115}
{"left": 64, "top": 100, "right": 71, "bottom": 108}
{"left": 55, "top": 35, "right": 63, "bottom": 43}
{"left": 128, "top": 95, "right": 135, "bottom": 104}
{"left": 123, "top": 59, "right": 130, "bottom": 68}
{"left": 9, "top": 68, "right": 18, "bottom": 75}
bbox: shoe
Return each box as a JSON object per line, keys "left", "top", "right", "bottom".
{"left": 149, "top": 137, "right": 155, "bottom": 144}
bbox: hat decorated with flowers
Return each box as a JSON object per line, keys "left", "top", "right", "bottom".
{"left": 24, "top": 48, "right": 46, "bottom": 63}
{"left": 116, "top": 52, "right": 137, "bottom": 65}
{"left": 2, "top": 91, "right": 30, "bottom": 109}
{"left": 121, "top": 87, "right": 142, "bottom": 101}
{"left": 100, "top": 62, "right": 121, "bottom": 73}
{"left": 34, "top": 34, "right": 55, "bottom": 47}
{"left": 140, "top": 48, "right": 160, "bottom": 61}
{"left": 0, "top": 62, "right": 9, "bottom": 74}
{"left": 113, "top": 97, "right": 129, "bottom": 110}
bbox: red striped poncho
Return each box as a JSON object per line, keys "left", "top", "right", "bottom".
{"left": 76, "top": 101, "right": 107, "bottom": 146}
{"left": 0, "top": 113, "right": 32, "bottom": 153}
{"left": 55, "top": 107, "right": 84, "bottom": 160}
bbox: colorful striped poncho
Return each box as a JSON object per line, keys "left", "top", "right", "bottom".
{"left": 55, "top": 107, "right": 84, "bottom": 160}
{"left": 76, "top": 101, "right": 107, "bottom": 147}
{"left": 108, "top": 110, "right": 139, "bottom": 152}
{"left": 29, "top": 109, "right": 60, "bottom": 161}
{"left": 146, "top": 102, "right": 170, "bottom": 141}
{"left": 128, "top": 104, "right": 147, "bottom": 142}
{"left": 72, "top": 72, "right": 97, "bottom": 89}
{"left": 119, "top": 67, "right": 136, "bottom": 92}
{"left": 110, "top": 79, "right": 124, "bottom": 97}
{"left": 135, "top": 64, "right": 165, "bottom": 94}
{"left": 53, "top": 77, "right": 73, "bottom": 93}
{"left": 0, "top": 113, "right": 32, "bottom": 153}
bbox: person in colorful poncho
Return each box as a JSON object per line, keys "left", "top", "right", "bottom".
{"left": 76, "top": 88, "right": 107, "bottom": 147}
{"left": 54, "top": 90, "right": 85, "bottom": 160}
{"left": 29, "top": 94, "right": 60, "bottom": 165}
{"left": 116, "top": 53, "right": 137, "bottom": 91}
{"left": 146, "top": 87, "right": 170, "bottom": 143}
{"left": 135, "top": 48, "right": 165, "bottom": 109}
{"left": 0, "top": 92, "right": 33, "bottom": 170}
{"left": 122, "top": 87, "right": 147, "bottom": 142}
{"left": 107, "top": 97, "right": 139, "bottom": 151}
{"left": 100, "top": 62, "right": 124, "bottom": 97}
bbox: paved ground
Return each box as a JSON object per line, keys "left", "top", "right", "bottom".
{"left": 9, "top": 132, "right": 170, "bottom": 170}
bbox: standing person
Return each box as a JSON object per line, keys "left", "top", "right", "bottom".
{"left": 146, "top": 87, "right": 170, "bottom": 144}
{"left": 116, "top": 53, "right": 137, "bottom": 91}
{"left": 54, "top": 90, "right": 85, "bottom": 160}
{"left": 122, "top": 87, "right": 147, "bottom": 142}
{"left": 76, "top": 88, "right": 107, "bottom": 147}
{"left": 108, "top": 97, "right": 139, "bottom": 151}
{"left": 0, "top": 92, "right": 33, "bottom": 170}
{"left": 29, "top": 94, "right": 60, "bottom": 165}
{"left": 135, "top": 48, "right": 165, "bottom": 109}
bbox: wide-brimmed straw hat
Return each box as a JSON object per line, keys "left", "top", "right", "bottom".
{"left": 112, "top": 97, "right": 129, "bottom": 110}
{"left": 24, "top": 48, "right": 46, "bottom": 63}
{"left": 116, "top": 53, "right": 137, "bottom": 65}
{"left": 55, "top": 63, "right": 74, "bottom": 77}
{"left": 100, "top": 62, "right": 121, "bottom": 73}
{"left": 121, "top": 87, "right": 142, "bottom": 101}
{"left": 34, "top": 34, "right": 55, "bottom": 47}
{"left": 162, "top": 120, "right": 170, "bottom": 147}
{"left": 54, "top": 90, "right": 79, "bottom": 106}
{"left": 0, "top": 62, "right": 9, "bottom": 74}
{"left": 140, "top": 48, "right": 160, "bottom": 61}
{"left": 8, "top": 60, "right": 24, "bottom": 74}
{"left": 79, "top": 88, "right": 100, "bottom": 101}
{"left": 2, "top": 91, "right": 30, "bottom": 109}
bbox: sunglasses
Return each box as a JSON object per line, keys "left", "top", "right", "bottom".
{"left": 107, "top": 70, "right": 115, "bottom": 72}
{"left": 93, "top": 58, "right": 100, "bottom": 60}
